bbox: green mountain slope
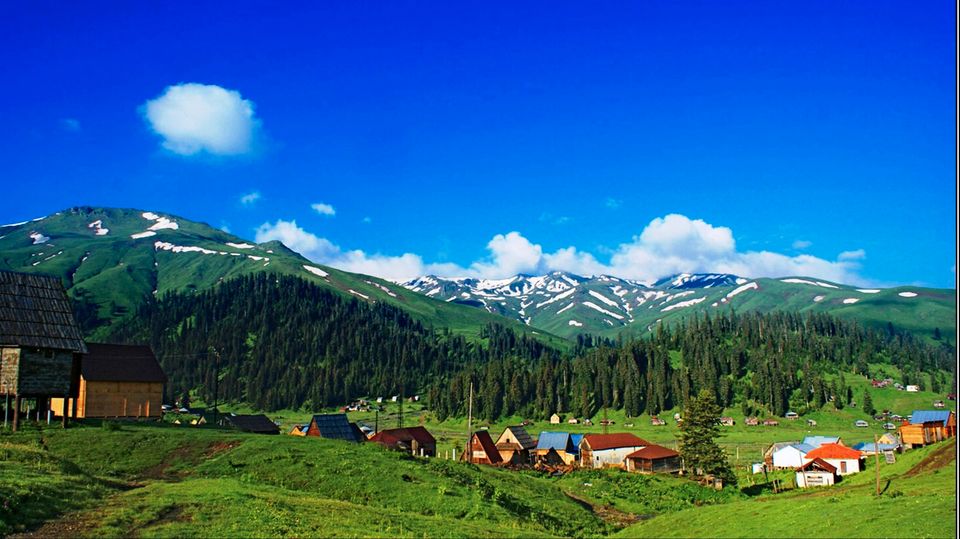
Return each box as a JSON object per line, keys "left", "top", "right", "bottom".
{"left": 0, "top": 207, "right": 563, "bottom": 345}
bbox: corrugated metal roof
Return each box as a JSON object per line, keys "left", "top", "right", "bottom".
{"left": 81, "top": 343, "right": 166, "bottom": 382}
{"left": 569, "top": 434, "right": 583, "bottom": 454}
{"left": 801, "top": 436, "right": 840, "bottom": 448}
{"left": 805, "top": 443, "right": 862, "bottom": 460}
{"left": 582, "top": 433, "right": 648, "bottom": 451}
{"left": 910, "top": 410, "right": 954, "bottom": 426}
{"left": 536, "top": 431, "right": 573, "bottom": 452}
{"left": 310, "top": 414, "right": 364, "bottom": 442}
{"left": 0, "top": 271, "right": 86, "bottom": 353}
{"left": 626, "top": 444, "right": 678, "bottom": 460}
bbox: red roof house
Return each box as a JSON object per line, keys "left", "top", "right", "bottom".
{"left": 625, "top": 444, "right": 681, "bottom": 474}
{"left": 804, "top": 443, "right": 863, "bottom": 475}
{"left": 464, "top": 431, "right": 502, "bottom": 465}
{"left": 369, "top": 426, "right": 436, "bottom": 457}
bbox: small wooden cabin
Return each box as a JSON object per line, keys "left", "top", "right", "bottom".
{"left": 625, "top": 444, "right": 681, "bottom": 474}
{"left": 534, "top": 432, "right": 578, "bottom": 465}
{"left": 908, "top": 410, "right": 956, "bottom": 440}
{"left": 464, "top": 430, "right": 503, "bottom": 465}
{"left": 222, "top": 414, "right": 280, "bottom": 434}
{"left": 50, "top": 343, "right": 165, "bottom": 419}
{"left": 550, "top": 413, "right": 561, "bottom": 424}
{"left": 496, "top": 425, "right": 537, "bottom": 464}
{"left": 796, "top": 458, "right": 837, "bottom": 488}
{"left": 305, "top": 414, "right": 365, "bottom": 442}
{"left": 899, "top": 421, "right": 943, "bottom": 449}
{"left": 369, "top": 426, "right": 437, "bottom": 457}
{"left": 0, "top": 271, "right": 86, "bottom": 431}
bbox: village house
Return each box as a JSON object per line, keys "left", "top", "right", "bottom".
{"left": 803, "top": 443, "right": 862, "bottom": 475}
{"left": 464, "top": 430, "right": 502, "bottom": 465}
{"left": 304, "top": 413, "right": 365, "bottom": 442}
{"left": 50, "top": 343, "right": 166, "bottom": 419}
{"left": 877, "top": 432, "right": 900, "bottom": 446}
{"left": 763, "top": 419, "right": 779, "bottom": 427}
{"left": 769, "top": 442, "right": 815, "bottom": 469}
{"left": 624, "top": 444, "right": 681, "bottom": 474}
{"left": 0, "top": 271, "right": 86, "bottom": 431}
{"left": 369, "top": 426, "right": 436, "bottom": 457}
{"left": 650, "top": 416, "right": 666, "bottom": 426}
{"left": 221, "top": 413, "right": 280, "bottom": 434}
{"left": 550, "top": 413, "right": 561, "bottom": 424}
{"left": 496, "top": 425, "right": 537, "bottom": 464}
{"left": 744, "top": 417, "right": 760, "bottom": 426}
{"left": 719, "top": 417, "right": 735, "bottom": 426}
{"left": 910, "top": 410, "right": 956, "bottom": 438}
{"left": 784, "top": 411, "right": 799, "bottom": 420}
{"left": 852, "top": 441, "right": 899, "bottom": 456}
{"left": 534, "top": 431, "right": 578, "bottom": 466}
{"left": 579, "top": 433, "right": 648, "bottom": 469}
{"left": 796, "top": 458, "right": 837, "bottom": 488}
{"left": 905, "top": 385, "right": 919, "bottom": 393}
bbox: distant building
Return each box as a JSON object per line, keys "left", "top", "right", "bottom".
{"left": 771, "top": 443, "right": 815, "bottom": 469}
{"left": 719, "top": 417, "right": 735, "bottom": 426}
{"left": 784, "top": 411, "right": 799, "bottom": 420}
{"left": 464, "top": 431, "right": 502, "bottom": 465}
{"left": 803, "top": 444, "right": 862, "bottom": 475}
{"left": 796, "top": 458, "right": 837, "bottom": 488}
{"left": 535, "top": 432, "right": 578, "bottom": 465}
{"left": 496, "top": 425, "right": 537, "bottom": 464}
{"left": 304, "top": 414, "right": 365, "bottom": 443}
{"left": 369, "top": 426, "right": 436, "bottom": 457}
{"left": 579, "top": 433, "right": 648, "bottom": 469}
{"left": 550, "top": 413, "right": 561, "bottom": 424}
{"left": 221, "top": 414, "right": 280, "bottom": 435}
{"left": 905, "top": 385, "right": 920, "bottom": 393}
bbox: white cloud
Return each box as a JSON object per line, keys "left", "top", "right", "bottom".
{"left": 792, "top": 240, "right": 812, "bottom": 250}
{"left": 142, "top": 83, "right": 259, "bottom": 156}
{"left": 253, "top": 214, "right": 873, "bottom": 286}
{"left": 311, "top": 203, "right": 336, "bottom": 216}
{"left": 61, "top": 118, "right": 81, "bottom": 132}
{"left": 838, "top": 249, "right": 866, "bottom": 261}
{"left": 240, "top": 191, "right": 261, "bottom": 205}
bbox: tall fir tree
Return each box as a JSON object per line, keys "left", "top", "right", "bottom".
{"left": 677, "top": 389, "right": 736, "bottom": 486}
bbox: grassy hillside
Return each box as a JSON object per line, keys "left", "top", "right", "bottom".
{"left": 2, "top": 421, "right": 954, "bottom": 538}
{"left": 614, "top": 439, "right": 956, "bottom": 538}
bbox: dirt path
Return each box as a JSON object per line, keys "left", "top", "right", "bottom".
{"left": 563, "top": 491, "right": 646, "bottom": 528}
{"left": 904, "top": 437, "right": 955, "bottom": 477}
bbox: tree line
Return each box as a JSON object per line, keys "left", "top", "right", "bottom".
{"left": 106, "top": 274, "right": 955, "bottom": 419}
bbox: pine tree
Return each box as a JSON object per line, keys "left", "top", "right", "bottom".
{"left": 862, "top": 389, "right": 875, "bottom": 416}
{"left": 678, "top": 389, "right": 736, "bottom": 486}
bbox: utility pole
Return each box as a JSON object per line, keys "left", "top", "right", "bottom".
{"left": 466, "top": 382, "right": 474, "bottom": 464}
{"left": 602, "top": 407, "right": 609, "bottom": 435}
{"left": 874, "top": 434, "right": 881, "bottom": 496}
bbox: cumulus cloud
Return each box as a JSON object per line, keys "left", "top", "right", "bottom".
{"left": 142, "top": 83, "right": 259, "bottom": 156}
{"left": 311, "top": 203, "right": 336, "bottom": 216}
{"left": 240, "top": 191, "right": 261, "bottom": 205}
{"left": 254, "top": 214, "right": 872, "bottom": 285}
{"left": 792, "top": 240, "right": 812, "bottom": 250}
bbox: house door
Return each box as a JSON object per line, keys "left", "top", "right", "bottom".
{"left": 840, "top": 461, "right": 847, "bottom": 474}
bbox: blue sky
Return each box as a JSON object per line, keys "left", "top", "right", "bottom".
{"left": 1, "top": 2, "right": 955, "bottom": 286}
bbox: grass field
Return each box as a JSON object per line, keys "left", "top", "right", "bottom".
{"left": 1, "top": 417, "right": 955, "bottom": 538}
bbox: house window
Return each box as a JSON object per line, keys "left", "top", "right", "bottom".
{"left": 840, "top": 461, "right": 847, "bottom": 473}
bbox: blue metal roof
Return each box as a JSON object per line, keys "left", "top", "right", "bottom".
{"left": 852, "top": 442, "right": 899, "bottom": 452}
{"left": 570, "top": 434, "right": 584, "bottom": 454}
{"left": 791, "top": 443, "right": 816, "bottom": 454}
{"left": 910, "top": 410, "right": 953, "bottom": 426}
{"left": 802, "top": 436, "right": 840, "bottom": 448}
{"left": 536, "top": 432, "right": 573, "bottom": 451}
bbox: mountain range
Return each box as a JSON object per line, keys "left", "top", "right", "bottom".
{"left": 1, "top": 206, "right": 954, "bottom": 344}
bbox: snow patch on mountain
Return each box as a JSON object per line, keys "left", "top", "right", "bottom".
{"left": 568, "top": 320, "right": 583, "bottom": 327}
{"left": 588, "top": 290, "right": 620, "bottom": 309}
{"left": 842, "top": 298, "right": 859, "bottom": 304}
{"left": 29, "top": 232, "right": 50, "bottom": 244}
{"left": 226, "top": 242, "right": 254, "bottom": 249}
{"left": 88, "top": 220, "right": 109, "bottom": 236}
{"left": 857, "top": 289, "right": 880, "bottom": 294}
{"left": 662, "top": 297, "right": 706, "bottom": 312}
{"left": 582, "top": 301, "right": 625, "bottom": 320}
{"left": 303, "top": 265, "right": 329, "bottom": 278}
{"left": 131, "top": 231, "right": 157, "bottom": 239}
{"left": 557, "top": 302, "right": 575, "bottom": 315}
{"left": 726, "top": 281, "right": 758, "bottom": 299}
{"left": 898, "top": 291, "right": 918, "bottom": 298}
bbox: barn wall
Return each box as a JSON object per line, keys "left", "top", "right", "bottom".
{"left": 68, "top": 379, "right": 163, "bottom": 418}
{"left": 14, "top": 348, "right": 73, "bottom": 396}
{"left": 0, "top": 347, "right": 20, "bottom": 394}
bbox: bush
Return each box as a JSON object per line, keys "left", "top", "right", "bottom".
{"left": 101, "top": 421, "right": 121, "bottom": 432}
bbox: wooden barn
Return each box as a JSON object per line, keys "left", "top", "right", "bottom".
{"left": 369, "top": 426, "right": 437, "bottom": 457}
{"left": 221, "top": 414, "right": 280, "bottom": 434}
{"left": 899, "top": 421, "right": 943, "bottom": 448}
{"left": 0, "top": 271, "right": 86, "bottom": 431}
{"left": 495, "top": 425, "right": 537, "bottom": 464}
{"left": 304, "top": 413, "right": 365, "bottom": 442}
{"left": 50, "top": 343, "right": 165, "bottom": 419}
{"left": 534, "top": 432, "right": 578, "bottom": 465}
{"left": 625, "top": 444, "right": 681, "bottom": 474}
{"left": 579, "top": 433, "right": 649, "bottom": 469}
{"left": 464, "top": 430, "right": 502, "bottom": 465}
{"left": 906, "top": 410, "right": 956, "bottom": 441}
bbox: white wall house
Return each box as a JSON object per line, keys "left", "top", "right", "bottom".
{"left": 579, "top": 433, "right": 649, "bottom": 469}
{"left": 803, "top": 444, "right": 863, "bottom": 475}
{"left": 771, "top": 443, "right": 813, "bottom": 469}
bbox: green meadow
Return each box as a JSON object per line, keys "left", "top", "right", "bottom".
{"left": 1, "top": 418, "right": 954, "bottom": 538}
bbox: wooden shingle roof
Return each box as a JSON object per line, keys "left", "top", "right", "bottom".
{"left": 0, "top": 271, "right": 86, "bottom": 353}
{"left": 81, "top": 343, "right": 166, "bottom": 383}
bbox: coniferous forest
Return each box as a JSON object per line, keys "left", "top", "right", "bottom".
{"left": 108, "top": 274, "right": 956, "bottom": 419}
